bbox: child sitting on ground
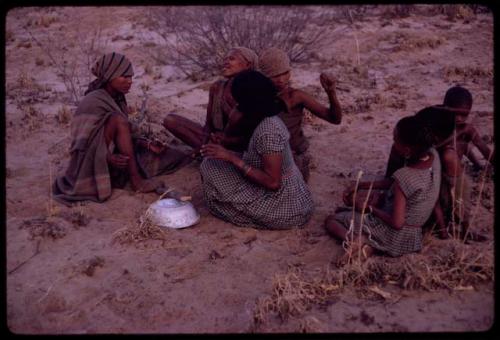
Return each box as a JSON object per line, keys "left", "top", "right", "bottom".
{"left": 441, "top": 85, "right": 495, "bottom": 171}
{"left": 384, "top": 86, "right": 491, "bottom": 242}
{"left": 385, "top": 85, "right": 494, "bottom": 177}
{"left": 258, "top": 47, "right": 342, "bottom": 182}
{"left": 324, "top": 114, "right": 441, "bottom": 259}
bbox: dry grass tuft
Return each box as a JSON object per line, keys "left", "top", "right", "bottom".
{"left": 253, "top": 267, "right": 340, "bottom": 325}
{"left": 19, "top": 218, "right": 67, "bottom": 240}
{"left": 56, "top": 105, "right": 72, "bottom": 125}
{"left": 254, "top": 238, "right": 492, "bottom": 327}
{"left": 112, "top": 209, "right": 169, "bottom": 246}
{"left": 111, "top": 191, "right": 175, "bottom": 246}
{"left": 21, "top": 105, "right": 43, "bottom": 131}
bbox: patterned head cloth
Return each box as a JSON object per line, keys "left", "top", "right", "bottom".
{"left": 258, "top": 47, "right": 291, "bottom": 78}
{"left": 85, "top": 52, "right": 134, "bottom": 95}
{"left": 229, "top": 47, "right": 259, "bottom": 70}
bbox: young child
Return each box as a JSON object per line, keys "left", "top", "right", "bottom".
{"left": 441, "top": 85, "right": 495, "bottom": 170}
{"left": 434, "top": 86, "right": 492, "bottom": 241}
{"left": 385, "top": 85, "right": 494, "bottom": 178}
{"left": 325, "top": 115, "right": 441, "bottom": 258}
{"left": 258, "top": 47, "right": 342, "bottom": 182}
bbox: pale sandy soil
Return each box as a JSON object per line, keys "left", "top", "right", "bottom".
{"left": 5, "top": 5, "right": 495, "bottom": 334}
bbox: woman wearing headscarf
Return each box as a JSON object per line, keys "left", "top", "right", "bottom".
{"left": 163, "top": 46, "right": 258, "bottom": 153}
{"left": 258, "top": 47, "right": 342, "bottom": 182}
{"left": 53, "top": 52, "right": 189, "bottom": 206}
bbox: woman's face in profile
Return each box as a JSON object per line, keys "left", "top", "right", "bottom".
{"left": 109, "top": 75, "right": 133, "bottom": 94}
{"left": 222, "top": 51, "right": 249, "bottom": 78}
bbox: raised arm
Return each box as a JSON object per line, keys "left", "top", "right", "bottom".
{"left": 298, "top": 72, "right": 342, "bottom": 124}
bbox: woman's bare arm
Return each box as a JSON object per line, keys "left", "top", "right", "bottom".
{"left": 201, "top": 143, "right": 283, "bottom": 190}
{"left": 367, "top": 182, "right": 406, "bottom": 230}
{"left": 297, "top": 73, "right": 342, "bottom": 124}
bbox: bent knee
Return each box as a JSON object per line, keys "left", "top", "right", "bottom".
{"left": 163, "top": 114, "right": 181, "bottom": 129}
{"left": 107, "top": 113, "right": 129, "bottom": 127}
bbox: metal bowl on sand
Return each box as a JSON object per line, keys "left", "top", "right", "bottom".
{"left": 148, "top": 198, "right": 200, "bottom": 229}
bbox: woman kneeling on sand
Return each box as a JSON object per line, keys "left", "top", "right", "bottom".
{"left": 199, "top": 70, "right": 314, "bottom": 229}
{"left": 163, "top": 47, "right": 258, "bottom": 154}
{"left": 324, "top": 115, "right": 441, "bottom": 258}
{"left": 53, "top": 52, "right": 190, "bottom": 206}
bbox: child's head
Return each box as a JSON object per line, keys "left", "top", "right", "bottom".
{"left": 415, "top": 105, "right": 456, "bottom": 145}
{"left": 443, "top": 85, "right": 473, "bottom": 127}
{"left": 258, "top": 47, "right": 291, "bottom": 92}
{"left": 393, "top": 115, "right": 434, "bottom": 161}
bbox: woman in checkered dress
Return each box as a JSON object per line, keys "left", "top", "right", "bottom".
{"left": 324, "top": 115, "right": 441, "bottom": 257}
{"left": 199, "top": 70, "right": 314, "bottom": 229}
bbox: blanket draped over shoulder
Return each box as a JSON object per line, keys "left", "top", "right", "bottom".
{"left": 53, "top": 90, "right": 192, "bottom": 206}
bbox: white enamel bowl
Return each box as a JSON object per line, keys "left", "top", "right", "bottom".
{"left": 148, "top": 198, "right": 200, "bottom": 229}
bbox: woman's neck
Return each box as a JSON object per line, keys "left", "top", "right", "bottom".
{"left": 406, "top": 151, "right": 433, "bottom": 169}
{"left": 104, "top": 83, "right": 119, "bottom": 98}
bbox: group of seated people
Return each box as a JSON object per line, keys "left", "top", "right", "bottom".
{"left": 53, "top": 48, "right": 494, "bottom": 259}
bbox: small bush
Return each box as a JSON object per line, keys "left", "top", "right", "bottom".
{"left": 146, "top": 6, "right": 330, "bottom": 77}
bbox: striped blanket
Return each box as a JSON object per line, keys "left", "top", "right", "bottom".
{"left": 53, "top": 89, "right": 191, "bottom": 206}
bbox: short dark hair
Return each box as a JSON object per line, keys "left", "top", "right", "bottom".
{"left": 415, "top": 105, "right": 456, "bottom": 143}
{"left": 395, "top": 115, "right": 434, "bottom": 159}
{"left": 231, "top": 70, "right": 286, "bottom": 139}
{"left": 443, "top": 85, "right": 473, "bottom": 110}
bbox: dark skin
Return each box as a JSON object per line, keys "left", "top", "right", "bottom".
{"left": 325, "top": 127, "right": 436, "bottom": 249}
{"left": 436, "top": 143, "right": 487, "bottom": 242}
{"left": 270, "top": 71, "right": 342, "bottom": 126}
{"left": 162, "top": 50, "right": 251, "bottom": 152}
{"left": 103, "top": 75, "right": 160, "bottom": 192}
{"left": 200, "top": 143, "right": 283, "bottom": 191}
{"left": 450, "top": 106, "right": 495, "bottom": 169}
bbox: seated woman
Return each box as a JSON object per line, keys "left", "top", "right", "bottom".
{"left": 163, "top": 46, "right": 258, "bottom": 153}
{"left": 53, "top": 52, "right": 190, "bottom": 206}
{"left": 199, "top": 70, "right": 314, "bottom": 229}
{"left": 324, "top": 115, "right": 441, "bottom": 258}
{"left": 258, "top": 47, "right": 342, "bottom": 182}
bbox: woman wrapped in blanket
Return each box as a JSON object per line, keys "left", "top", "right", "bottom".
{"left": 53, "top": 52, "right": 190, "bottom": 206}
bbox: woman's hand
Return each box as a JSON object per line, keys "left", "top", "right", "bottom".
{"left": 320, "top": 72, "right": 336, "bottom": 92}
{"left": 200, "top": 143, "right": 233, "bottom": 162}
{"left": 107, "top": 153, "right": 129, "bottom": 169}
{"left": 148, "top": 140, "right": 166, "bottom": 155}
{"left": 209, "top": 132, "right": 225, "bottom": 145}
{"left": 343, "top": 188, "right": 354, "bottom": 206}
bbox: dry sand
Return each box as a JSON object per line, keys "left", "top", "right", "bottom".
{"left": 5, "top": 5, "right": 495, "bottom": 334}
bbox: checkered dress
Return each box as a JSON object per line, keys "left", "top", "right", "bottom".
{"left": 200, "top": 116, "right": 314, "bottom": 229}
{"left": 335, "top": 148, "right": 441, "bottom": 257}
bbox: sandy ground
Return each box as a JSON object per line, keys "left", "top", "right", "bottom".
{"left": 5, "top": 5, "right": 495, "bottom": 334}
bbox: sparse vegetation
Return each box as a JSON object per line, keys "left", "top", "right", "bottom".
{"left": 145, "top": 6, "right": 330, "bottom": 78}
{"left": 25, "top": 11, "right": 109, "bottom": 105}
